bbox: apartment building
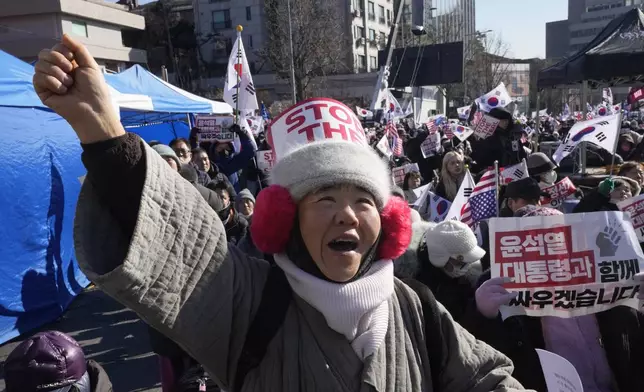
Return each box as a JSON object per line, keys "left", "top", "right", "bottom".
{"left": 348, "top": 0, "right": 396, "bottom": 72}
{"left": 0, "top": 0, "right": 146, "bottom": 72}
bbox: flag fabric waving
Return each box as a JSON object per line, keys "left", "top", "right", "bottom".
{"left": 461, "top": 169, "right": 498, "bottom": 227}
{"left": 450, "top": 124, "right": 474, "bottom": 142}
{"left": 260, "top": 102, "right": 270, "bottom": 120}
{"left": 499, "top": 161, "right": 529, "bottom": 184}
{"left": 223, "top": 34, "right": 258, "bottom": 112}
{"left": 375, "top": 134, "right": 393, "bottom": 158}
{"left": 553, "top": 113, "right": 621, "bottom": 164}
{"left": 445, "top": 170, "right": 476, "bottom": 221}
{"left": 429, "top": 191, "right": 452, "bottom": 222}
{"left": 457, "top": 105, "right": 471, "bottom": 120}
{"left": 476, "top": 83, "right": 513, "bottom": 112}
{"left": 385, "top": 121, "right": 403, "bottom": 156}
{"left": 356, "top": 106, "right": 374, "bottom": 118}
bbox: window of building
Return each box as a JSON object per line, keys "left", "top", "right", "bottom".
{"left": 212, "top": 10, "right": 231, "bottom": 30}
{"left": 370, "top": 56, "right": 377, "bottom": 69}
{"left": 368, "top": 2, "right": 375, "bottom": 20}
{"left": 380, "top": 31, "right": 386, "bottom": 42}
{"left": 246, "top": 6, "right": 252, "bottom": 21}
{"left": 248, "top": 35, "right": 253, "bottom": 48}
{"left": 386, "top": 9, "right": 391, "bottom": 23}
{"left": 378, "top": 5, "right": 385, "bottom": 23}
{"left": 356, "top": 26, "right": 365, "bottom": 38}
{"left": 369, "top": 28, "right": 376, "bottom": 41}
{"left": 71, "top": 21, "right": 88, "bottom": 37}
{"left": 357, "top": 55, "right": 366, "bottom": 69}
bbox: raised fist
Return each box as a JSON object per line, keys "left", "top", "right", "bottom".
{"left": 32, "top": 34, "right": 124, "bottom": 144}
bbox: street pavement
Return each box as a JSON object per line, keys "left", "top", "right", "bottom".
{"left": 0, "top": 287, "right": 161, "bottom": 392}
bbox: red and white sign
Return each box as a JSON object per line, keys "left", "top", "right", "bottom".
{"left": 195, "top": 115, "right": 235, "bottom": 142}
{"left": 255, "top": 150, "right": 275, "bottom": 175}
{"left": 392, "top": 163, "right": 420, "bottom": 185}
{"left": 267, "top": 98, "right": 367, "bottom": 161}
{"left": 540, "top": 177, "right": 577, "bottom": 208}
{"left": 473, "top": 114, "right": 500, "bottom": 140}
{"left": 490, "top": 211, "right": 644, "bottom": 318}
{"left": 618, "top": 194, "right": 644, "bottom": 242}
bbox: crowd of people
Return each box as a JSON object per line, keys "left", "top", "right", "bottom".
{"left": 5, "top": 34, "right": 644, "bottom": 392}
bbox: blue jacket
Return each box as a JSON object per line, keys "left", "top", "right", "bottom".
{"left": 213, "top": 136, "right": 254, "bottom": 192}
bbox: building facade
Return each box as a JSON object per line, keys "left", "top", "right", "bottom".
{"left": 0, "top": 0, "right": 146, "bottom": 71}
{"left": 546, "top": 0, "right": 644, "bottom": 60}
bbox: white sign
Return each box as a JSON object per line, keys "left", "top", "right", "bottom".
{"left": 536, "top": 349, "right": 583, "bottom": 392}
{"left": 392, "top": 163, "right": 419, "bottom": 185}
{"left": 618, "top": 193, "right": 644, "bottom": 242}
{"left": 267, "top": 98, "right": 367, "bottom": 162}
{"left": 255, "top": 150, "right": 275, "bottom": 175}
{"left": 490, "top": 211, "right": 644, "bottom": 319}
{"left": 420, "top": 132, "right": 441, "bottom": 158}
{"left": 473, "top": 114, "right": 500, "bottom": 140}
{"left": 196, "top": 115, "right": 235, "bottom": 142}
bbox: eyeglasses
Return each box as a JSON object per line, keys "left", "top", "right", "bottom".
{"left": 176, "top": 149, "right": 190, "bottom": 157}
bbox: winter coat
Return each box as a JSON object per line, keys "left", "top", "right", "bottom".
{"left": 213, "top": 137, "right": 255, "bottom": 192}
{"left": 87, "top": 359, "right": 113, "bottom": 392}
{"left": 393, "top": 221, "right": 481, "bottom": 322}
{"left": 74, "top": 143, "right": 530, "bottom": 392}
{"left": 470, "top": 127, "right": 526, "bottom": 172}
{"left": 461, "top": 287, "right": 644, "bottom": 392}
{"left": 207, "top": 166, "right": 237, "bottom": 200}
{"left": 573, "top": 176, "right": 641, "bottom": 213}
{"left": 224, "top": 211, "right": 248, "bottom": 245}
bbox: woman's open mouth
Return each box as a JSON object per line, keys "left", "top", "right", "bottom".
{"left": 327, "top": 235, "right": 359, "bottom": 252}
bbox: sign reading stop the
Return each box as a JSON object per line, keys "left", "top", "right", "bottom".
{"left": 266, "top": 98, "right": 368, "bottom": 161}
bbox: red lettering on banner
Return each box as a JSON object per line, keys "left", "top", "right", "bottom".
{"left": 298, "top": 124, "right": 320, "bottom": 142}
{"left": 329, "top": 105, "right": 352, "bottom": 124}
{"left": 285, "top": 108, "right": 306, "bottom": 133}
{"left": 495, "top": 225, "right": 596, "bottom": 288}
{"left": 305, "top": 103, "right": 329, "bottom": 120}
{"left": 323, "top": 122, "right": 348, "bottom": 140}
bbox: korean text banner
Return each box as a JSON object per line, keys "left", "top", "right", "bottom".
{"left": 618, "top": 193, "right": 644, "bottom": 242}
{"left": 490, "top": 211, "right": 644, "bottom": 319}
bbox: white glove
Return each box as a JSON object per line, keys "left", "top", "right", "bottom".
{"left": 475, "top": 277, "right": 518, "bottom": 319}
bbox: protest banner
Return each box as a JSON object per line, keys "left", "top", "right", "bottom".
{"left": 618, "top": 193, "right": 644, "bottom": 242}
{"left": 490, "top": 211, "right": 644, "bottom": 318}
{"left": 536, "top": 349, "right": 583, "bottom": 392}
{"left": 255, "top": 150, "right": 275, "bottom": 175}
{"left": 540, "top": 177, "right": 577, "bottom": 208}
{"left": 266, "top": 97, "right": 367, "bottom": 161}
{"left": 195, "top": 115, "right": 235, "bottom": 142}
{"left": 392, "top": 163, "right": 419, "bottom": 185}
{"left": 473, "top": 114, "right": 500, "bottom": 140}
{"left": 420, "top": 132, "right": 441, "bottom": 158}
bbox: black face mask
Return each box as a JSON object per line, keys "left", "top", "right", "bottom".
{"left": 285, "top": 219, "right": 382, "bottom": 283}
{"left": 218, "top": 204, "right": 232, "bottom": 223}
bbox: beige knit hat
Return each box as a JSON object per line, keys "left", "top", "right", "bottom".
{"left": 425, "top": 220, "right": 485, "bottom": 267}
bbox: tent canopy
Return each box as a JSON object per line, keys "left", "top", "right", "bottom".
{"left": 538, "top": 8, "right": 644, "bottom": 88}
{"left": 0, "top": 49, "right": 47, "bottom": 108}
{"left": 105, "top": 65, "right": 232, "bottom": 114}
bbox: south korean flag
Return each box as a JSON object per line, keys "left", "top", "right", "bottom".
{"left": 553, "top": 114, "right": 621, "bottom": 164}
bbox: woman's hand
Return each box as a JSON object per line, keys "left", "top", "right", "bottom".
{"left": 33, "top": 34, "right": 124, "bottom": 144}
{"left": 475, "top": 277, "right": 518, "bottom": 319}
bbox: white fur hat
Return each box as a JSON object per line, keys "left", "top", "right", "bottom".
{"left": 424, "top": 220, "right": 485, "bottom": 267}
{"left": 269, "top": 140, "right": 392, "bottom": 209}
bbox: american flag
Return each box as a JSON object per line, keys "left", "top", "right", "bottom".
{"left": 461, "top": 169, "right": 497, "bottom": 226}
{"left": 385, "top": 121, "right": 403, "bottom": 156}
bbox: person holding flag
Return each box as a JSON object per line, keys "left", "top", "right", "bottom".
{"left": 470, "top": 107, "right": 527, "bottom": 173}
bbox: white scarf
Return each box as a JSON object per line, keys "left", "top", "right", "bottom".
{"left": 274, "top": 254, "right": 394, "bottom": 360}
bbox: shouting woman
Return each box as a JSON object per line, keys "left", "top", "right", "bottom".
{"left": 32, "top": 35, "right": 529, "bottom": 392}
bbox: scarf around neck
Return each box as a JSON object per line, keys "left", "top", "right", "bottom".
{"left": 274, "top": 253, "right": 394, "bottom": 360}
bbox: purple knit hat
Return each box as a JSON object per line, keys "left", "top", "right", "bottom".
{"left": 3, "top": 331, "right": 87, "bottom": 392}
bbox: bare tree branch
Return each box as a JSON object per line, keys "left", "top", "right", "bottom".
{"left": 259, "top": 0, "right": 349, "bottom": 100}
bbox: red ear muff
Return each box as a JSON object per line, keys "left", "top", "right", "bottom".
{"left": 250, "top": 185, "right": 297, "bottom": 254}
{"left": 378, "top": 196, "right": 412, "bottom": 260}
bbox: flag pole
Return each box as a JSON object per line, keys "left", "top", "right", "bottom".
{"left": 494, "top": 160, "right": 500, "bottom": 217}
{"left": 235, "top": 25, "right": 243, "bottom": 125}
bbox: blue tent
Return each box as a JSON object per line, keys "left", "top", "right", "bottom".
{"left": 0, "top": 49, "right": 48, "bottom": 108}
{"left": 105, "top": 65, "right": 232, "bottom": 114}
{"left": 0, "top": 107, "right": 89, "bottom": 344}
